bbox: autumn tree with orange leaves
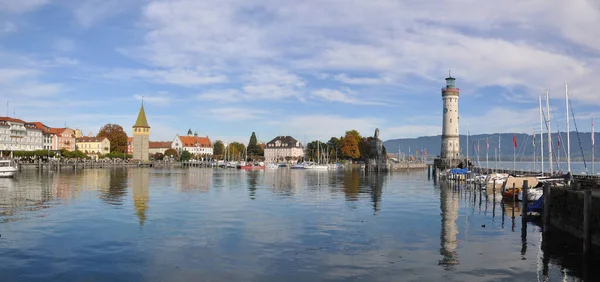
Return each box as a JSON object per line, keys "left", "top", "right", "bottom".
{"left": 340, "top": 130, "right": 361, "bottom": 159}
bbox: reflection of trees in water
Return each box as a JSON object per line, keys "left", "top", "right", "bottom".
{"left": 438, "top": 183, "right": 460, "bottom": 268}
{"left": 247, "top": 171, "right": 260, "bottom": 200}
{"left": 132, "top": 169, "right": 149, "bottom": 226}
{"left": 343, "top": 171, "right": 361, "bottom": 201}
{"left": 100, "top": 169, "right": 128, "bottom": 205}
{"left": 368, "top": 173, "right": 385, "bottom": 215}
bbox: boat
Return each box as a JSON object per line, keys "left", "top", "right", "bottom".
{"left": 266, "top": 163, "right": 278, "bottom": 169}
{"left": 518, "top": 187, "right": 543, "bottom": 202}
{"left": 306, "top": 162, "right": 328, "bottom": 170}
{"left": 502, "top": 176, "right": 538, "bottom": 200}
{"left": 278, "top": 163, "right": 288, "bottom": 168}
{"left": 0, "top": 160, "right": 18, "bottom": 178}
{"left": 240, "top": 163, "right": 265, "bottom": 170}
{"left": 290, "top": 162, "right": 306, "bottom": 169}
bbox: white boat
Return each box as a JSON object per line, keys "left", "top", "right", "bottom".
{"left": 266, "top": 163, "right": 278, "bottom": 169}
{"left": 518, "top": 187, "right": 543, "bottom": 202}
{"left": 0, "top": 160, "right": 18, "bottom": 178}
{"left": 306, "top": 164, "right": 328, "bottom": 170}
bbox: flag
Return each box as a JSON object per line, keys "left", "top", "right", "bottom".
{"left": 513, "top": 134, "right": 517, "bottom": 148}
{"left": 557, "top": 134, "right": 561, "bottom": 148}
{"left": 486, "top": 138, "right": 489, "bottom": 150}
{"left": 477, "top": 140, "right": 480, "bottom": 153}
{"left": 498, "top": 135, "right": 501, "bottom": 149}
{"left": 533, "top": 131, "right": 536, "bottom": 147}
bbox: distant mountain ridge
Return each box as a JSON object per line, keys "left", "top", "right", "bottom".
{"left": 383, "top": 132, "right": 599, "bottom": 161}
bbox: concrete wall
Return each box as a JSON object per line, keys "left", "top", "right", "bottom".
{"left": 548, "top": 186, "right": 600, "bottom": 247}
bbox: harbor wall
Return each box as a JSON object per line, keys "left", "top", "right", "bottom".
{"left": 548, "top": 186, "right": 600, "bottom": 247}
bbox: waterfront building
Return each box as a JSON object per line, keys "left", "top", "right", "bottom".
{"left": 75, "top": 136, "right": 110, "bottom": 159}
{"left": 74, "top": 129, "right": 83, "bottom": 138}
{"left": 32, "top": 122, "right": 55, "bottom": 150}
{"left": 127, "top": 137, "right": 133, "bottom": 155}
{"left": 50, "top": 128, "right": 76, "bottom": 151}
{"left": 132, "top": 102, "right": 150, "bottom": 161}
{"left": 171, "top": 130, "right": 213, "bottom": 158}
{"left": 264, "top": 135, "right": 304, "bottom": 163}
{"left": 440, "top": 73, "right": 460, "bottom": 167}
{"left": 149, "top": 141, "right": 171, "bottom": 155}
{"left": 0, "top": 117, "right": 43, "bottom": 151}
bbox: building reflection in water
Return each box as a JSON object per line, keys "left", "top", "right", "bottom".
{"left": 247, "top": 171, "right": 262, "bottom": 200}
{"left": 367, "top": 173, "right": 385, "bottom": 215}
{"left": 98, "top": 169, "right": 127, "bottom": 205}
{"left": 264, "top": 169, "right": 303, "bottom": 196}
{"left": 131, "top": 169, "right": 149, "bottom": 226}
{"left": 439, "top": 183, "right": 460, "bottom": 268}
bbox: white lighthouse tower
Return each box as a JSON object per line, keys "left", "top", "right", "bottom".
{"left": 441, "top": 72, "right": 460, "bottom": 165}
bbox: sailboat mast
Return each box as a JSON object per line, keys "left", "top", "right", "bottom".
{"left": 546, "top": 90, "right": 553, "bottom": 174}
{"left": 466, "top": 121, "right": 469, "bottom": 167}
{"left": 539, "top": 95, "right": 544, "bottom": 175}
{"left": 566, "top": 83, "right": 571, "bottom": 173}
{"left": 593, "top": 117, "right": 595, "bottom": 174}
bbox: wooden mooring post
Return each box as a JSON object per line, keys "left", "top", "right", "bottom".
{"left": 521, "top": 180, "right": 529, "bottom": 257}
{"left": 583, "top": 189, "right": 592, "bottom": 256}
{"left": 512, "top": 183, "right": 516, "bottom": 219}
{"left": 543, "top": 184, "right": 551, "bottom": 232}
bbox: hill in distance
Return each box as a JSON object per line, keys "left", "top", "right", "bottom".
{"left": 384, "top": 132, "right": 599, "bottom": 161}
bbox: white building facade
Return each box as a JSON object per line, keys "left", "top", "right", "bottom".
{"left": 264, "top": 136, "right": 304, "bottom": 163}
{"left": 0, "top": 117, "right": 43, "bottom": 151}
{"left": 171, "top": 131, "right": 213, "bottom": 157}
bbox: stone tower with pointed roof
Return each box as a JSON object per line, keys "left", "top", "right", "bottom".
{"left": 132, "top": 101, "right": 150, "bottom": 161}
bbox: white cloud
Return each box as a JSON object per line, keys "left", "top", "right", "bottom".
{"left": 131, "top": 0, "right": 600, "bottom": 106}
{"left": 52, "top": 38, "right": 76, "bottom": 52}
{"left": 205, "top": 107, "right": 267, "bottom": 121}
{"left": 105, "top": 68, "right": 227, "bottom": 86}
{"left": 134, "top": 94, "right": 174, "bottom": 105}
{"left": 311, "top": 88, "right": 385, "bottom": 105}
{"left": 0, "top": 21, "right": 16, "bottom": 33}
{"left": 333, "top": 74, "right": 391, "bottom": 85}
{"left": 0, "top": 0, "right": 48, "bottom": 13}
{"left": 0, "top": 68, "right": 64, "bottom": 97}
{"left": 276, "top": 114, "right": 385, "bottom": 141}
{"left": 72, "top": 0, "right": 140, "bottom": 28}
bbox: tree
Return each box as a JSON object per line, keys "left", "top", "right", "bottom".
{"left": 152, "top": 153, "right": 164, "bottom": 160}
{"left": 164, "top": 148, "right": 178, "bottom": 159}
{"left": 328, "top": 137, "right": 342, "bottom": 161}
{"left": 341, "top": 131, "right": 360, "bottom": 159}
{"left": 306, "top": 140, "right": 328, "bottom": 161}
{"left": 97, "top": 124, "right": 128, "bottom": 153}
{"left": 247, "top": 132, "right": 261, "bottom": 158}
{"left": 359, "top": 137, "right": 373, "bottom": 159}
{"left": 180, "top": 151, "right": 193, "bottom": 161}
{"left": 213, "top": 140, "right": 225, "bottom": 156}
{"left": 227, "top": 142, "right": 246, "bottom": 160}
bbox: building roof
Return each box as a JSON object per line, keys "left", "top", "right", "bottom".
{"left": 49, "top": 127, "right": 75, "bottom": 137}
{"left": 133, "top": 104, "right": 150, "bottom": 128}
{"left": 177, "top": 135, "right": 212, "bottom": 147}
{"left": 266, "top": 136, "right": 303, "bottom": 148}
{"left": 0, "top": 116, "right": 26, "bottom": 124}
{"left": 128, "top": 137, "right": 133, "bottom": 142}
{"left": 31, "top": 122, "right": 52, "bottom": 134}
{"left": 76, "top": 136, "right": 108, "bottom": 143}
{"left": 149, "top": 141, "right": 172, "bottom": 149}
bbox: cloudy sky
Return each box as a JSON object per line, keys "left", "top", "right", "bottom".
{"left": 1, "top": 0, "right": 599, "bottom": 144}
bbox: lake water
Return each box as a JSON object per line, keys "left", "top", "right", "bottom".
{"left": 0, "top": 168, "right": 598, "bottom": 281}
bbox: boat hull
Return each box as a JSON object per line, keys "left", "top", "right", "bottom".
{"left": 0, "top": 168, "right": 17, "bottom": 178}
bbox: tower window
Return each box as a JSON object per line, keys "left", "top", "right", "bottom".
{"left": 450, "top": 119, "right": 452, "bottom": 123}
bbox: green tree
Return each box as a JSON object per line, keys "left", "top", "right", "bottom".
{"left": 327, "top": 137, "right": 342, "bottom": 161}
{"left": 213, "top": 140, "right": 225, "bottom": 156}
{"left": 228, "top": 142, "right": 246, "bottom": 160}
{"left": 306, "top": 140, "right": 328, "bottom": 161}
{"left": 152, "top": 153, "right": 164, "bottom": 160}
{"left": 247, "top": 132, "right": 260, "bottom": 158}
{"left": 359, "top": 137, "right": 373, "bottom": 159}
{"left": 97, "top": 124, "right": 128, "bottom": 153}
{"left": 164, "top": 148, "right": 178, "bottom": 159}
{"left": 341, "top": 131, "right": 360, "bottom": 159}
{"left": 180, "top": 150, "right": 193, "bottom": 161}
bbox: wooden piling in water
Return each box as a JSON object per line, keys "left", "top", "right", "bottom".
{"left": 512, "top": 183, "right": 516, "bottom": 219}
{"left": 543, "top": 184, "right": 550, "bottom": 232}
{"left": 583, "top": 189, "right": 592, "bottom": 256}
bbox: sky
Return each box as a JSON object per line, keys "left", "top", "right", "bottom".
{"left": 1, "top": 0, "right": 599, "bottom": 145}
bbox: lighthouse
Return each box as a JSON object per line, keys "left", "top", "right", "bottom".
{"left": 440, "top": 73, "right": 460, "bottom": 166}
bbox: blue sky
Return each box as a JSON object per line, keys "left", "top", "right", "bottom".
{"left": 1, "top": 0, "right": 599, "bottom": 144}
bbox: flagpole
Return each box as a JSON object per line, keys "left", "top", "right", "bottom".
{"left": 533, "top": 130, "right": 536, "bottom": 172}
{"left": 566, "top": 83, "right": 571, "bottom": 173}
{"left": 486, "top": 138, "right": 489, "bottom": 173}
{"left": 539, "top": 95, "right": 544, "bottom": 176}
{"left": 466, "top": 121, "right": 469, "bottom": 168}
{"left": 592, "top": 117, "right": 595, "bottom": 175}
{"left": 513, "top": 133, "right": 516, "bottom": 175}
{"left": 546, "top": 90, "right": 553, "bottom": 175}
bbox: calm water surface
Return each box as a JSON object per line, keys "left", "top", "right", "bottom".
{"left": 0, "top": 168, "right": 598, "bottom": 281}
